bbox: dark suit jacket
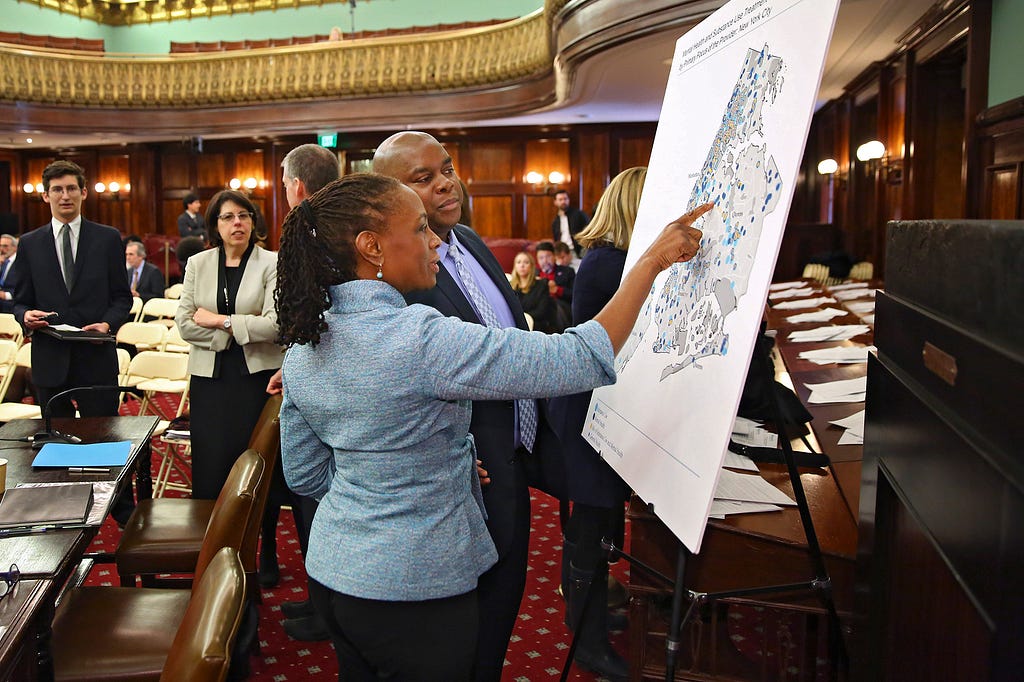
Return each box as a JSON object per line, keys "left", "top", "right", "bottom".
{"left": 0, "top": 255, "right": 17, "bottom": 314}
{"left": 12, "top": 220, "right": 133, "bottom": 388}
{"left": 547, "top": 245, "right": 630, "bottom": 507}
{"left": 550, "top": 207, "right": 590, "bottom": 256}
{"left": 128, "top": 260, "right": 165, "bottom": 302}
{"left": 404, "top": 224, "right": 565, "bottom": 558}
{"left": 177, "top": 211, "right": 206, "bottom": 239}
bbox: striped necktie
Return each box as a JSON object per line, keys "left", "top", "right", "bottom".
{"left": 449, "top": 241, "right": 538, "bottom": 452}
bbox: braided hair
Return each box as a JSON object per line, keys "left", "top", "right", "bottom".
{"left": 275, "top": 173, "right": 404, "bottom": 347}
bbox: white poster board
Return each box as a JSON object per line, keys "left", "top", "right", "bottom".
{"left": 583, "top": 0, "right": 840, "bottom": 553}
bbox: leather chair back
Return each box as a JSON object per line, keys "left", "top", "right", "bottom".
{"left": 237, "top": 394, "right": 282, "bottom": 574}
{"left": 193, "top": 449, "right": 264, "bottom": 585}
{"left": 159, "top": 547, "right": 246, "bottom": 682}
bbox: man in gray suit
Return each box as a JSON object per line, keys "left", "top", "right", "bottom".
{"left": 374, "top": 131, "right": 567, "bottom": 682}
{"left": 267, "top": 143, "right": 342, "bottom": 642}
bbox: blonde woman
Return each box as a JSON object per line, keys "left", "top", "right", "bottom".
{"left": 508, "top": 251, "right": 555, "bottom": 332}
{"left": 548, "top": 166, "right": 648, "bottom": 679}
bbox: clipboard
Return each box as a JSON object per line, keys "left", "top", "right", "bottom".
{"left": 36, "top": 327, "right": 116, "bottom": 343}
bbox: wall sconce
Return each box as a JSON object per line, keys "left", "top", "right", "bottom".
{"left": 23, "top": 183, "right": 45, "bottom": 194}
{"left": 229, "top": 177, "right": 261, "bottom": 195}
{"left": 855, "top": 140, "right": 901, "bottom": 184}
{"left": 856, "top": 140, "right": 886, "bottom": 162}
{"left": 525, "top": 170, "right": 567, "bottom": 194}
{"left": 93, "top": 180, "right": 128, "bottom": 200}
{"left": 816, "top": 158, "right": 838, "bottom": 175}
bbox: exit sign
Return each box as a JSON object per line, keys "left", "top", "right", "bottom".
{"left": 317, "top": 132, "right": 338, "bottom": 148}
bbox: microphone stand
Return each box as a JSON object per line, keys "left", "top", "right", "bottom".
{"left": 32, "top": 385, "right": 143, "bottom": 449}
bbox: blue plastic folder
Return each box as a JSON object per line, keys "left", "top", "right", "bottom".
{"left": 32, "top": 441, "right": 132, "bottom": 468}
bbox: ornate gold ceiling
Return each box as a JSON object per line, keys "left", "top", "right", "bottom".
{"left": 18, "top": 0, "right": 361, "bottom": 26}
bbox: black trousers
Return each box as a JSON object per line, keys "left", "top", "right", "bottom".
{"left": 309, "top": 579, "right": 477, "bottom": 682}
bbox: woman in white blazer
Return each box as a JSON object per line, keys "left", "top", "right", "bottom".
{"left": 175, "top": 189, "right": 282, "bottom": 504}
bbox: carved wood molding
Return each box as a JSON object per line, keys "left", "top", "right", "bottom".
{"left": 0, "top": 0, "right": 712, "bottom": 139}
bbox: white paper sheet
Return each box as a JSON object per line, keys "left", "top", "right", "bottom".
{"left": 785, "top": 307, "right": 848, "bottom": 323}
{"left": 769, "top": 287, "right": 816, "bottom": 300}
{"left": 772, "top": 297, "right": 837, "bottom": 310}
{"left": 797, "top": 345, "right": 875, "bottom": 364}
{"left": 769, "top": 281, "right": 807, "bottom": 291}
{"left": 709, "top": 499, "right": 783, "bottom": 517}
{"left": 788, "top": 324, "right": 870, "bottom": 342}
{"left": 834, "top": 288, "right": 876, "bottom": 301}
{"left": 827, "top": 282, "right": 869, "bottom": 291}
{"left": 714, "top": 469, "right": 796, "bottom": 506}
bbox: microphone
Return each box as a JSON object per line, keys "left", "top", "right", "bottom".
{"left": 33, "top": 385, "right": 144, "bottom": 449}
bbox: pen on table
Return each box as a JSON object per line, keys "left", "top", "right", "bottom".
{"left": 68, "top": 466, "right": 109, "bottom": 473}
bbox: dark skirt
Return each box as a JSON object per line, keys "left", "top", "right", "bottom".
{"left": 189, "top": 359, "right": 276, "bottom": 500}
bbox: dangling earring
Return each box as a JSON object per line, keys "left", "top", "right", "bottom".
{"left": 376, "top": 261, "right": 383, "bottom": 279}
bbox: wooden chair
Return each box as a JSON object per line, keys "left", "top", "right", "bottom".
{"left": 51, "top": 451, "right": 263, "bottom": 681}
{"left": 116, "top": 400, "right": 282, "bottom": 588}
{"left": 0, "top": 343, "right": 41, "bottom": 421}
{"left": 53, "top": 547, "right": 246, "bottom": 682}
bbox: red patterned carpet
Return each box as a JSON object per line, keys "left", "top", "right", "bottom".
{"left": 82, "top": 394, "right": 629, "bottom": 680}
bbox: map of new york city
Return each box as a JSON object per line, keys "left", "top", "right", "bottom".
{"left": 617, "top": 44, "right": 784, "bottom": 379}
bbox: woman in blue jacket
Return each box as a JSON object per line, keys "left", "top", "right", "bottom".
{"left": 275, "top": 173, "right": 710, "bottom": 682}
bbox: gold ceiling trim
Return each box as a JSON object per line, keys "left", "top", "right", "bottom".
{"left": 20, "top": 0, "right": 377, "bottom": 26}
{"left": 0, "top": 11, "right": 550, "bottom": 107}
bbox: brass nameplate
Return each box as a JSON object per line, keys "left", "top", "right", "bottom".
{"left": 922, "top": 342, "right": 957, "bottom": 386}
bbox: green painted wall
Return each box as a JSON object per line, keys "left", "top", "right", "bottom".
{"left": 990, "top": 0, "right": 1024, "bottom": 107}
{"left": 0, "top": 0, "right": 541, "bottom": 54}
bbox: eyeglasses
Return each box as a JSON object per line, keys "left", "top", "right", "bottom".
{"left": 47, "top": 185, "right": 81, "bottom": 196}
{"left": 0, "top": 564, "right": 19, "bottom": 600}
{"left": 217, "top": 211, "right": 253, "bottom": 223}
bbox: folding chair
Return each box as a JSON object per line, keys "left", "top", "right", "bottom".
{"left": 129, "top": 296, "right": 143, "bottom": 323}
{"left": 0, "top": 313, "right": 24, "bottom": 347}
{"left": 116, "top": 321, "right": 166, "bottom": 354}
{"left": 0, "top": 342, "right": 41, "bottom": 421}
{"left": 162, "top": 324, "right": 190, "bottom": 353}
{"left": 849, "top": 261, "right": 874, "bottom": 280}
{"left": 164, "top": 283, "right": 184, "bottom": 300}
{"left": 140, "top": 296, "right": 180, "bottom": 328}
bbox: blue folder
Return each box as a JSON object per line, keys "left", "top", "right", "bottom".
{"left": 32, "top": 441, "right": 132, "bottom": 468}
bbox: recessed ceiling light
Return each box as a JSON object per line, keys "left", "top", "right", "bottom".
{"left": 26, "top": 138, "right": 33, "bottom": 143}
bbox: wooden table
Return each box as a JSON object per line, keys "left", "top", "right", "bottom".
{"left": 0, "top": 415, "right": 158, "bottom": 682}
{"left": 627, "top": 282, "right": 875, "bottom": 681}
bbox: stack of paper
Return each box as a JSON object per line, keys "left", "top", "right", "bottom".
{"left": 769, "top": 281, "right": 807, "bottom": 291}
{"left": 772, "top": 296, "right": 837, "bottom": 310}
{"left": 804, "top": 376, "right": 867, "bottom": 404}
{"left": 828, "top": 282, "right": 869, "bottom": 292}
{"left": 731, "top": 416, "right": 779, "bottom": 449}
{"left": 797, "top": 345, "right": 876, "bottom": 365}
{"left": 788, "top": 324, "right": 871, "bottom": 342}
{"left": 845, "top": 300, "right": 875, "bottom": 314}
{"left": 834, "top": 288, "right": 876, "bottom": 301}
{"left": 709, "top": 468, "right": 796, "bottom": 519}
{"left": 785, "top": 307, "right": 848, "bottom": 324}
{"left": 830, "top": 409, "right": 866, "bottom": 445}
{"left": 0, "top": 483, "right": 94, "bottom": 529}
{"left": 769, "top": 287, "right": 816, "bottom": 300}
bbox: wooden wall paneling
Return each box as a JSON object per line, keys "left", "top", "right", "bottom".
{"left": 161, "top": 150, "right": 192, "bottom": 190}
{"left": 234, "top": 149, "right": 266, "bottom": 190}
{"left": 128, "top": 145, "right": 158, "bottom": 236}
{"left": 524, "top": 194, "right": 555, "bottom": 242}
{"left": 984, "top": 164, "right": 1020, "bottom": 218}
{"left": 524, "top": 138, "right": 570, "bottom": 187}
{"left": 616, "top": 135, "right": 654, "bottom": 174}
{"left": 469, "top": 195, "right": 513, "bottom": 239}
{"left": 466, "top": 142, "right": 515, "bottom": 184}
{"left": 162, "top": 200, "right": 184, "bottom": 238}
{"left": 197, "top": 153, "right": 226, "bottom": 190}
{"left": 93, "top": 153, "right": 131, "bottom": 232}
{"left": 577, "top": 130, "right": 610, "bottom": 217}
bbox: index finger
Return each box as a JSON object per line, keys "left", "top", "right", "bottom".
{"left": 671, "top": 202, "right": 715, "bottom": 226}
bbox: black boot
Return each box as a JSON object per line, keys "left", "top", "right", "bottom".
{"left": 258, "top": 506, "right": 280, "bottom": 588}
{"left": 567, "top": 563, "right": 629, "bottom": 682}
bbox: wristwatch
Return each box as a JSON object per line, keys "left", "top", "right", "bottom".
{"left": 223, "top": 317, "right": 232, "bottom": 330}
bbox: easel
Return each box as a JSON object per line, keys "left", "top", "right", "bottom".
{"left": 560, "top": 336, "right": 848, "bottom": 681}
